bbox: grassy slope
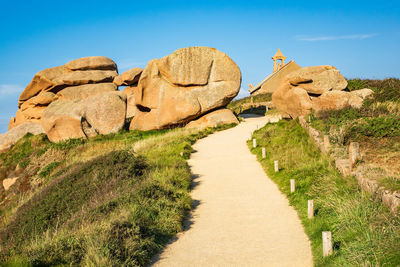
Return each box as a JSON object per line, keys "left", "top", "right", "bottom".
{"left": 250, "top": 119, "right": 400, "bottom": 266}
{"left": 0, "top": 125, "right": 235, "bottom": 266}
{"left": 310, "top": 78, "right": 400, "bottom": 191}
{"left": 227, "top": 93, "right": 272, "bottom": 115}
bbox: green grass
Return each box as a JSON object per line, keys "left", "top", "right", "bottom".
{"left": 227, "top": 93, "right": 272, "bottom": 114}
{"left": 0, "top": 124, "right": 236, "bottom": 266}
{"left": 249, "top": 119, "right": 400, "bottom": 266}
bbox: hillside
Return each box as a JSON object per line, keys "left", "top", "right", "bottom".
{"left": 0, "top": 124, "right": 234, "bottom": 265}
{"left": 309, "top": 78, "right": 400, "bottom": 191}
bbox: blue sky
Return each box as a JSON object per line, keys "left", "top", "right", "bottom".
{"left": 0, "top": 0, "right": 399, "bottom": 133}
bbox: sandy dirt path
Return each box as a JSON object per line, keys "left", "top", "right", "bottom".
{"left": 151, "top": 115, "right": 313, "bottom": 267}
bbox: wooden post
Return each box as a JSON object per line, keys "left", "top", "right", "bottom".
{"left": 274, "top": 160, "right": 279, "bottom": 172}
{"left": 252, "top": 138, "right": 257, "bottom": 148}
{"left": 262, "top": 147, "right": 266, "bottom": 159}
{"left": 322, "top": 231, "right": 333, "bottom": 257}
{"left": 290, "top": 179, "right": 295, "bottom": 193}
{"left": 308, "top": 200, "right": 314, "bottom": 219}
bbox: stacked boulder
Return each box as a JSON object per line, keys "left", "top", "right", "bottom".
{"left": 7, "top": 56, "right": 129, "bottom": 143}
{"left": 130, "top": 47, "right": 241, "bottom": 130}
{"left": 113, "top": 67, "right": 143, "bottom": 118}
{"left": 9, "top": 56, "right": 119, "bottom": 130}
{"left": 272, "top": 66, "right": 373, "bottom": 118}
{"left": 2, "top": 47, "right": 241, "bottom": 148}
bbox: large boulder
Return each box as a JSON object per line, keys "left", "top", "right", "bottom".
{"left": 272, "top": 82, "right": 313, "bottom": 118}
{"left": 56, "top": 83, "right": 117, "bottom": 100}
{"left": 65, "top": 56, "right": 117, "bottom": 71}
{"left": 42, "top": 91, "right": 126, "bottom": 142}
{"left": 18, "top": 66, "right": 66, "bottom": 106}
{"left": 113, "top": 67, "right": 143, "bottom": 86}
{"left": 130, "top": 47, "right": 241, "bottom": 130}
{"left": 287, "top": 65, "right": 348, "bottom": 94}
{"left": 271, "top": 65, "right": 367, "bottom": 118}
{"left": 186, "top": 109, "right": 239, "bottom": 129}
{"left": 312, "top": 91, "right": 363, "bottom": 114}
{"left": 18, "top": 56, "right": 118, "bottom": 107}
{"left": 350, "top": 88, "right": 374, "bottom": 100}
{"left": 0, "top": 122, "right": 44, "bottom": 152}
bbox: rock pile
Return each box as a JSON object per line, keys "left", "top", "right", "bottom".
{"left": 272, "top": 65, "right": 373, "bottom": 118}
{"left": 9, "top": 56, "right": 119, "bottom": 130}
{"left": 130, "top": 47, "right": 241, "bottom": 130}
{"left": 2, "top": 47, "right": 241, "bottom": 147}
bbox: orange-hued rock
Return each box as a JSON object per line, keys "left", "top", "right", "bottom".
{"left": 42, "top": 91, "right": 126, "bottom": 142}
{"left": 65, "top": 56, "right": 117, "bottom": 71}
{"left": 130, "top": 47, "right": 241, "bottom": 130}
{"left": 18, "top": 57, "right": 118, "bottom": 107}
{"left": 185, "top": 109, "right": 239, "bottom": 129}
{"left": 272, "top": 80, "right": 313, "bottom": 118}
{"left": 8, "top": 117, "right": 16, "bottom": 130}
{"left": 350, "top": 88, "right": 374, "bottom": 100}
{"left": 56, "top": 83, "right": 117, "bottom": 100}
{"left": 113, "top": 67, "right": 143, "bottom": 86}
{"left": 0, "top": 122, "right": 44, "bottom": 152}
{"left": 287, "top": 65, "right": 348, "bottom": 94}
{"left": 126, "top": 95, "right": 137, "bottom": 118}
{"left": 312, "top": 91, "right": 363, "bottom": 113}
{"left": 18, "top": 66, "right": 66, "bottom": 106}
{"left": 122, "top": 86, "right": 136, "bottom": 96}
{"left": 20, "top": 92, "right": 57, "bottom": 111}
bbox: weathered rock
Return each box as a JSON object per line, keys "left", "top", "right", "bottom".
{"left": 18, "top": 57, "right": 117, "bottom": 107}
{"left": 130, "top": 47, "right": 241, "bottom": 130}
{"left": 8, "top": 117, "right": 16, "bottom": 130}
{"left": 20, "top": 92, "right": 57, "bottom": 111}
{"left": 113, "top": 67, "right": 143, "bottom": 86}
{"left": 123, "top": 86, "right": 135, "bottom": 96}
{"left": 56, "top": 83, "right": 117, "bottom": 100}
{"left": 52, "top": 70, "right": 117, "bottom": 87}
{"left": 272, "top": 80, "right": 313, "bottom": 118}
{"left": 0, "top": 122, "right": 44, "bottom": 152}
{"left": 83, "top": 92, "right": 126, "bottom": 135}
{"left": 42, "top": 91, "right": 126, "bottom": 142}
{"left": 65, "top": 56, "right": 117, "bottom": 71}
{"left": 186, "top": 109, "right": 238, "bottom": 129}
{"left": 287, "top": 65, "right": 348, "bottom": 94}
{"left": 350, "top": 88, "right": 374, "bottom": 100}
{"left": 126, "top": 95, "right": 137, "bottom": 118}
{"left": 312, "top": 91, "right": 363, "bottom": 114}
{"left": 18, "top": 66, "right": 66, "bottom": 106}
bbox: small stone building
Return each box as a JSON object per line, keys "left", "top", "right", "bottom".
{"left": 249, "top": 49, "right": 301, "bottom": 95}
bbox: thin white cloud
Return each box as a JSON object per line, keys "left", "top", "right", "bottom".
{"left": 296, "top": 33, "right": 377, "bottom": 42}
{"left": 0, "top": 84, "right": 21, "bottom": 96}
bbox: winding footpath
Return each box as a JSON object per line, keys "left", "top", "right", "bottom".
{"left": 151, "top": 115, "right": 313, "bottom": 267}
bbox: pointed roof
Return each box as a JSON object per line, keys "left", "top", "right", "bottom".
{"left": 272, "top": 49, "right": 286, "bottom": 60}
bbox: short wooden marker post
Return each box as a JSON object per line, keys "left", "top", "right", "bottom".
{"left": 274, "top": 160, "right": 279, "bottom": 172}
{"left": 290, "top": 179, "right": 295, "bottom": 193}
{"left": 308, "top": 200, "right": 314, "bottom": 219}
{"left": 322, "top": 231, "right": 333, "bottom": 257}
{"left": 262, "top": 147, "right": 266, "bottom": 159}
{"left": 252, "top": 138, "right": 257, "bottom": 148}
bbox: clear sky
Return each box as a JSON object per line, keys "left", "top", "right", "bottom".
{"left": 0, "top": 0, "right": 399, "bottom": 133}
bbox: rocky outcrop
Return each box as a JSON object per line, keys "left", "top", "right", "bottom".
{"left": 186, "top": 109, "right": 239, "bottom": 129}
{"left": 56, "top": 83, "right": 117, "bottom": 101}
{"left": 272, "top": 65, "right": 369, "bottom": 118}
{"left": 8, "top": 56, "right": 118, "bottom": 130}
{"left": 65, "top": 56, "right": 117, "bottom": 71}
{"left": 42, "top": 91, "right": 126, "bottom": 142}
{"left": 287, "top": 65, "right": 347, "bottom": 94}
{"left": 113, "top": 67, "right": 143, "bottom": 86}
{"left": 130, "top": 47, "right": 241, "bottom": 130}
{"left": 0, "top": 122, "right": 44, "bottom": 152}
